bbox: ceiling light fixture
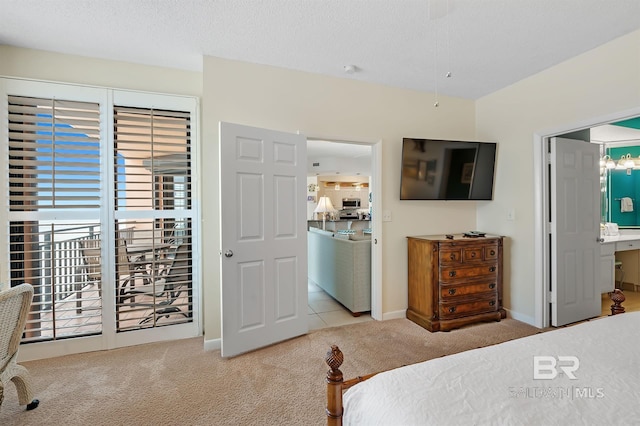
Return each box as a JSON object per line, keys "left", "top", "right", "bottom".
{"left": 428, "top": 0, "right": 453, "bottom": 108}
{"left": 343, "top": 65, "right": 356, "bottom": 74}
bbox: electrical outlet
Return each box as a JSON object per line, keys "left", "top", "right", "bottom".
{"left": 382, "top": 210, "right": 392, "bottom": 222}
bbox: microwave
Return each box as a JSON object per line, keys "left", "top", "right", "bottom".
{"left": 342, "top": 198, "right": 361, "bottom": 208}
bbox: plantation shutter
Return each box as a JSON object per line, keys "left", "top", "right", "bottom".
{"left": 113, "top": 105, "right": 193, "bottom": 330}
{"left": 113, "top": 106, "right": 191, "bottom": 210}
{"left": 7, "top": 95, "right": 103, "bottom": 340}
{"left": 3, "top": 80, "right": 200, "bottom": 353}
{"left": 8, "top": 96, "right": 101, "bottom": 210}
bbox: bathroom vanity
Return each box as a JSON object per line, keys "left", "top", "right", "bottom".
{"left": 600, "top": 230, "right": 640, "bottom": 293}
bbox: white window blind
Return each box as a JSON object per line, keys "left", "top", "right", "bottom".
{"left": 3, "top": 80, "right": 199, "bottom": 351}
{"left": 8, "top": 95, "right": 101, "bottom": 211}
{"left": 7, "top": 95, "right": 103, "bottom": 341}
{"left": 113, "top": 105, "right": 193, "bottom": 331}
{"left": 113, "top": 106, "right": 191, "bottom": 210}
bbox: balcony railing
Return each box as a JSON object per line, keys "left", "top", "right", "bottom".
{"left": 41, "top": 224, "right": 101, "bottom": 308}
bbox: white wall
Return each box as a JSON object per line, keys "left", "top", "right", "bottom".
{"left": 0, "top": 45, "right": 202, "bottom": 96}
{"left": 476, "top": 29, "right": 640, "bottom": 323}
{"left": 202, "top": 56, "right": 478, "bottom": 341}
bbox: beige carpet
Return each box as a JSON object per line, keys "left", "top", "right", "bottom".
{"left": 0, "top": 318, "right": 540, "bottom": 426}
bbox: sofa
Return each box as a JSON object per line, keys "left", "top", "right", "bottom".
{"left": 307, "top": 228, "right": 371, "bottom": 315}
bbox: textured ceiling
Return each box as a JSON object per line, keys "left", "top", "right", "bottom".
{"left": 1, "top": 0, "right": 640, "bottom": 100}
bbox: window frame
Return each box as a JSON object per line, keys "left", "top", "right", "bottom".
{"left": 0, "top": 78, "right": 201, "bottom": 359}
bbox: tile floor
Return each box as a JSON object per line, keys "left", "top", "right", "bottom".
{"left": 307, "top": 280, "right": 372, "bottom": 330}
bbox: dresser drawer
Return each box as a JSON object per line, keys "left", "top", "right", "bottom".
{"left": 439, "top": 264, "right": 498, "bottom": 282}
{"left": 440, "top": 281, "right": 498, "bottom": 299}
{"left": 439, "top": 295, "right": 498, "bottom": 319}
{"left": 441, "top": 244, "right": 499, "bottom": 264}
{"left": 439, "top": 249, "right": 462, "bottom": 264}
{"left": 616, "top": 240, "right": 640, "bottom": 252}
{"left": 483, "top": 245, "right": 499, "bottom": 260}
{"left": 462, "top": 247, "right": 484, "bottom": 262}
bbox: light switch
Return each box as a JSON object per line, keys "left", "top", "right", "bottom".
{"left": 382, "top": 210, "right": 392, "bottom": 222}
{"left": 507, "top": 208, "right": 516, "bottom": 221}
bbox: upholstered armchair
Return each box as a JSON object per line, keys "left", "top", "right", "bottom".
{"left": 0, "top": 283, "right": 39, "bottom": 410}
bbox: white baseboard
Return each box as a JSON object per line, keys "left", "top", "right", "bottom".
{"left": 506, "top": 309, "right": 537, "bottom": 327}
{"left": 382, "top": 309, "right": 406, "bottom": 321}
{"left": 203, "top": 310, "right": 536, "bottom": 354}
{"left": 203, "top": 338, "right": 221, "bottom": 352}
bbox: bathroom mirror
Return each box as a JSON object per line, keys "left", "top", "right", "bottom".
{"left": 594, "top": 117, "right": 640, "bottom": 228}
{"left": 604, "top": 145, "right": 640, "bottom": 227}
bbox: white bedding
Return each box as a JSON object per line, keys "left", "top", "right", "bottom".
{"left": 343, "top": 312, "right": 640, "bottom": 425}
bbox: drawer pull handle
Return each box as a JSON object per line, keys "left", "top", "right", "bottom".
{"left": 490, "top": 250, "right": 496, "bottom": 256}
{"left": 471, "top": 252, "right": 476, "bottom": 258}
{"left": 448, "top": 289, "right": 456, "bottom": 295}
{"left": 449, "top": 307, "right": 456, "bottom": 313}
{"left": 489, "top": 283, "right": 496, "bottom": 289}
{"left": 489, "top": 300, "right": 496, "bottom": 306}
{"left": 449, "top": 271, "right": 457, "bottom": 277}
{"left": 450, "top": 253, "right": 455, "bottom": 260}
{"left": 489, "top": 266, "right": 496, "bottom": 272}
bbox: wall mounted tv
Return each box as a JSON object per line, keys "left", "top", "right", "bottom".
{"left": 400, "top": 138, "right": 497, "bottom": 200}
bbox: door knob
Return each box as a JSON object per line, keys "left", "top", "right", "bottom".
{"left": 224, "top": 250, "right": 233, "bottom": 258}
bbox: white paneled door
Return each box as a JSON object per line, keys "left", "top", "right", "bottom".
{"left": 551, "top": 137, "right": 601, "bottom": 326}
{"left": 220, "top": 122, "right": 308, "bottom": 357}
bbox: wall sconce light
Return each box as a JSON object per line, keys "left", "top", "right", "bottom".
{"left": 616, "top": 154, "right": 636, "bottom": 175}
{"left": 335, "top": 183, "right": 340, "bottom": 191}
{"left": 600, "top": 155, "right": 616, "bottom": 170}
{"left": 354, "top": 184, "right": 361, "bottom": 191}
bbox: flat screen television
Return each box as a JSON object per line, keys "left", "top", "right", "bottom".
{"left": 400, "top": 138, "right": 497, "bottom": 200}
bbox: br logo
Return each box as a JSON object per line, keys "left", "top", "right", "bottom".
{"left": 533, "top": 356, "right": 580, "bottom": 380}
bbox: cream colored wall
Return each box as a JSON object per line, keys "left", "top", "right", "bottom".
{"left": 476, "top": 30, "right": 640, "bottom": 322}
{"left": 0, "top": 45, "right": 478, "bottom": 344}
{"left": 202, "top": 56, "right": 477, "bottom": 340}
{"left": 0, "top": 45, "right": 202, "bottom": 96}
{"left": 6, "top": 31, "right": 638, "bottom": 341}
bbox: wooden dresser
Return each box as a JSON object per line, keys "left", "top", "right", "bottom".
{"left": 406, "top": 234, "right": 506, "bottom": 332}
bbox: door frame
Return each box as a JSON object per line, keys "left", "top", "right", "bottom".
{"left": 304, "top": 133, "right": 383, "bottom": 320}
{"left": 534, "top": 106, "right": 640, "bottom": 328}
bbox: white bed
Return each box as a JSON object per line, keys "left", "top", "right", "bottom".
{"left": 329, "top": 311, "right": 640, "bottom": 425}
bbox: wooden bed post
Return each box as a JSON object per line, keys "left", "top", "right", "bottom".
{"left": 325, "top": 345, "right": 344, "bottom": 426}
{"left": 609, "top": 289, "right": 626, "bottom": 315}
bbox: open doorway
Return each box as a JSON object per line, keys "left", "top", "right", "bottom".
{"left": 535, "top": 113, "right": 640, "bottom": 328}
{"left": 306, "top": 138, "right": 381, "bottom": 329}
{"left": 592, "top": 119, "right": 640, "bottom": 317}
